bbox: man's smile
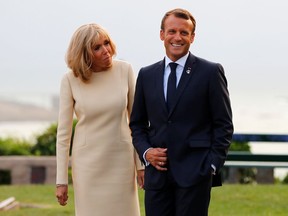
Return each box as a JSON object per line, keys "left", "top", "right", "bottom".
{"left": 171, "top": 43, "right": 183, "bottom": 47}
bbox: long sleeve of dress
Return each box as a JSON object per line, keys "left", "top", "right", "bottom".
{"left": 56, "top": 73, "right": 74, "bottom": 184}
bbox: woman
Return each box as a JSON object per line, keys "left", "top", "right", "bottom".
{"left": 55, "top": 23, "right": 144, "bottom": 216}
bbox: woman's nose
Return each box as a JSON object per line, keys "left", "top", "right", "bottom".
{"left": 102, "top": 46, "right": 108, "bottom": 54}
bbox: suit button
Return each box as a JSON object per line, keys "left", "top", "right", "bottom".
{"left": 168, "top": 120, "right": 172, "bottom": 124}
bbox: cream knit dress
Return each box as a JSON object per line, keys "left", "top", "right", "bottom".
{"left": 56, "top": 60, "right": 143, "bottom": 216}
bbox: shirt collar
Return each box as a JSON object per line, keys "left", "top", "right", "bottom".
{"left": 164, "top": 52, "right": 190, "bottom": 68}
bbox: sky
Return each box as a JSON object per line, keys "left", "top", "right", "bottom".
{"left": 1, "top": 0, "right": 288, "bottom": 134}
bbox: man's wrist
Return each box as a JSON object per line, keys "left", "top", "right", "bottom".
{"left": 143, "top": 148, "right": 153, "bottom": 166}
{"left": 211, "top": 164, "right": 216, "bottom": 175}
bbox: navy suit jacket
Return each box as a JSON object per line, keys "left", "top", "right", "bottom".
{"left": 130, "top": 53, "right": 233, "bottom": 189}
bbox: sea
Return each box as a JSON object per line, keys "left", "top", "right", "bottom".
{"left": 0, "top": 120, "right": 287, "bottom": 179}
{"left": 0, "top": 121, "right": 55, "bottom": 142}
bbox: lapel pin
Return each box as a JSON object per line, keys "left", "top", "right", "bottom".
{"left": 186, "top": 67, "right": 191, "bottom": 74}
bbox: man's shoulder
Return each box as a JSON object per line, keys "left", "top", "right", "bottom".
{"left": 141, "top": 60, "right": 163, "bottom": 72}
{"left": 193, "top": 55, "right": 222, "bottom": 68}
{"left": 192, "top": 55, "right": 224, "bottom": 76}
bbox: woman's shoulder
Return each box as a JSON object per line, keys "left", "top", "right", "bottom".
{"left": 60, "top": 70, "right": 79, "bottom": 84}
{"left": 113, "top": 59, "right": 132, "bottom": 68}
{"left": 112, "top": 59, "right": 133, "bottom": 74}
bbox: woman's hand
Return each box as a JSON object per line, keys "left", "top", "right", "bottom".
{"left": 137, "top": 169, "right": 145, "bottom": 189}
{"left": 55, "top": 184, "right": 68, "bottom": 206}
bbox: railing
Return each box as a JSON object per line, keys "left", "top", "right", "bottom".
{"left": 225, "top": 133, "right": 288, "bottom": 168}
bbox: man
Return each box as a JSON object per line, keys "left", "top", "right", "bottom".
{"left": 130, "top": 8, "right": 233, "bottom": 216}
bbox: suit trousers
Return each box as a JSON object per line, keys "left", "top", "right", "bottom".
{"left": 144, "top": 170, "right": 212, "bottom": 216}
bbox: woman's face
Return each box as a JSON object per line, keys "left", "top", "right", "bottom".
{"left": 91, "top": 36, "right": 113, "bottom": 72}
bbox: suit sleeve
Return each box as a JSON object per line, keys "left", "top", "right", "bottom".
{"left": 129, "top": 70, "right": 152, "bottom": 164}
{"left": 127, "top": 65, "right": 145, "bottom": 170}
{"left": 209, "top": 64, "right": 233, "bottom": 171}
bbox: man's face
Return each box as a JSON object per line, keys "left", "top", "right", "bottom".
{"left": 160, "top": 15, "right": 195, "bottom": 62}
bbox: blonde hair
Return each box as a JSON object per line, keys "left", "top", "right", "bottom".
{"left": 65, "top": 23, "right": 116, "bottom": 82}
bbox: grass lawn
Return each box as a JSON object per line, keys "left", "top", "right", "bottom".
{"left": 0, "top": 184, "right": 287, "bottom": 215}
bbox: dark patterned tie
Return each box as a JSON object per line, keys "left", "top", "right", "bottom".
{"left": 167, "top": 62, "right": 178, "bottom": 111}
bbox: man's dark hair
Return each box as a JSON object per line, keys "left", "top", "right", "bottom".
{"left": 160, "top": 8, "right": 196, "bottom": 33}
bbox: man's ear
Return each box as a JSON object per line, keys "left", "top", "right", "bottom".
{"left": 190, "top": 33, "right": 195, "bottom": 44}
{"left": 160, "top": 29, "right": 165, "bottom": 41}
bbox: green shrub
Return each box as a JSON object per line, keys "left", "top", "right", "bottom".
{"left": 31, "top": 123, "right": 58, "bottom": 156}
{"left": 0, "top": 137, "right": 32, "bottom": 155}
{"left": 282, "top": 173, "right": 288, "bottom": 184}
{"left": 31, "top": 119, "right": 77, "bottom": 156}
{"left": 224, "top": 141, "right": 256, "bottom": 184}
{"left": 229, "top": 141, "right": 250, "bottom": 151}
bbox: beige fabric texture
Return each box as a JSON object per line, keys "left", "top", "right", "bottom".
{"left": 56, "top": 60, "right": 143, "bottom": 216}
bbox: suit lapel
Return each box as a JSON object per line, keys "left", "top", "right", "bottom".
{"left": 155, "top": 59, "right": 168, "bottom": 114}
{"left": 168, "top": 53, "right": 196, "bottom": 116}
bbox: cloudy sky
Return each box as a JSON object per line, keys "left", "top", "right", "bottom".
{"left": 1, "top": 0, "right": 288, "bottom": 134}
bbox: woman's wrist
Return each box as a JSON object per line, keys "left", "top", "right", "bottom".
{"left": 56, "top": 184, "right": 68, "bottom": 187}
